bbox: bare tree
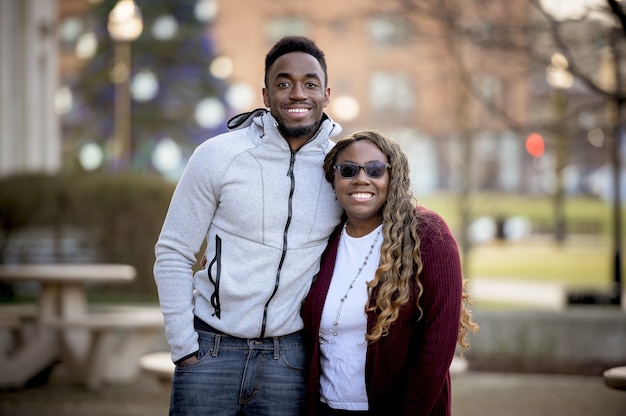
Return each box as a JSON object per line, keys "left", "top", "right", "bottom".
{"left": 392, "top": 0, "right": 625, "bottom": 302}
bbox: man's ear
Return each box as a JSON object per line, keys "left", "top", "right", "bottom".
{"left": 323, "top": 87, "right": 330, "bottom": 107}
{"left": 262, "top": 87, "right": 270, "bottom": 107}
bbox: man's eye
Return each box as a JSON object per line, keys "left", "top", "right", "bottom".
{"left": 306, "top": 82, "right": 318, "bottom": 88}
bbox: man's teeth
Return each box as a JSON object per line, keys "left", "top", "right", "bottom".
{"left": 287, "top": 108, "right": 308, "bottom": 113}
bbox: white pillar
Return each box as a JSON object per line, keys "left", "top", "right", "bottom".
{"left": 0, "top": 0, "right": 59, "bottom": 176}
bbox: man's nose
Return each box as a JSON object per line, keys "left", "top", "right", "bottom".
{"left": 290, "top": 83, "right": 306, "bottom": 100}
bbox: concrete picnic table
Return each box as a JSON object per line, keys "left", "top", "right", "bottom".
{"left": 0, "top": 263, "right": 163, "bottom": 389}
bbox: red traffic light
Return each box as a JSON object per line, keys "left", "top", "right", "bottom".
{"left": 526, "top": 133, "right": 544, "bottom": 158}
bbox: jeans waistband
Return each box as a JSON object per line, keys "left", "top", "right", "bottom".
{"left": 193, "top": 316, "right": 303, "bottom": 348}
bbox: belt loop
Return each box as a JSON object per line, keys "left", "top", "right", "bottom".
{"left": 273, "top": 337, "right": 280, "bottom": 359}
{"left": 211, "top": 334, "right": 221, "bottom": 357}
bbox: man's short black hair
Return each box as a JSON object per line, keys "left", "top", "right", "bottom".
{"left": 264, "top": 36, "right": 328, "bottom": 87}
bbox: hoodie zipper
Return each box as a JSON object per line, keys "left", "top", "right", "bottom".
{"left": 259, "top": 120, "right": 337, "bottom": 337}
{"left": 260, "top": 150, "right": 296, "bottom": 338}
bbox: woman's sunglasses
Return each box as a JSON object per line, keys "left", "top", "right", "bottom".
{"left": 333, "top": 161, "right": 390, "bottom": 179}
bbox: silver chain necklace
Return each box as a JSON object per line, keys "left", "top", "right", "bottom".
{"left": 319, "top": 224, "right": 382, "bottom": 345}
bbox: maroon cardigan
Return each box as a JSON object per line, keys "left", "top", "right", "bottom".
{"left": 301, "top": 207, "right": 463, "bottom": 416}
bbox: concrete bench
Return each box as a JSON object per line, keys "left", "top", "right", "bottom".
{"left": 46, "top": 307, "right": 165, "bottom": 389}
{"left": 603, "top": 366, "right": 626, "bottom": 391}
{"left": 0, "top": 304, "right": 37, "bottom": 327}
{"left": 0, "top": 304, "right": 39, "bottom": 357}
{"left": 0, "top": 314, "right": 23, "bottom": 329}
{"left": 140, "top": 351, "right": 174, "bottom": 387}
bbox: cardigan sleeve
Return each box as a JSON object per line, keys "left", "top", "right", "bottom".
{"left": 401, "top": 207, "right": 463, "bottom": 415}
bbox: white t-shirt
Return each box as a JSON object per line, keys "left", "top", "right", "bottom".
{"left": 318, "top": 224, "right": 383, "bottom": 411}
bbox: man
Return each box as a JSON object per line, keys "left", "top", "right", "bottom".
{"left": 154, "top": 36, "right": 343, "bottom": 415}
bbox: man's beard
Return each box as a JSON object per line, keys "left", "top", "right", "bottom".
{"left": 277, "top": 122, "right": 318, "bottom": 140}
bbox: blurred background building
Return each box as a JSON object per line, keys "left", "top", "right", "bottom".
{"left": 0, "top": 0, "right": 624, "bottom": 304}
{"left": 0, "top": 0, "right": 60, "bottom": 175}
{"left": 0, "top": 0, "right": 623, "bottom": 198}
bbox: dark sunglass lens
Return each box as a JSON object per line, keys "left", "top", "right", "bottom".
{"left": 365, "top": 162, "right": 387, "bottom": 178}
{"left": 338, "top": 163, "right": 358, "bottom": 177}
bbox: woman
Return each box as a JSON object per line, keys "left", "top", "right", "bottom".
{"left": 302, "top": 131, "right": 477, "bottom": 415}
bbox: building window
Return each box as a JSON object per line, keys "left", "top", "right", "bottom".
{"left": 369, "top": 71, "right": 414, "bottom": 113}
{"left": 266, "top": 17, "right": 309, "bottom": 43}
{"left": 368, "top": 15, "right": 409, "bottom": 45}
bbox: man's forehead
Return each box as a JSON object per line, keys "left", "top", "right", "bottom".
{"left": 273, "top": 71, "right": 322, "bottom": 80}
{"left": 268, "top": 53, "right": 325, "bottom": 82}
{"left": 270, "top": 53, "right": 321, "bottom": 71}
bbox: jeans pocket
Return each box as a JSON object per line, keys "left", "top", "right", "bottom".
{"left": 177, "top": 355, "right": 198, "bottom": 369}
{"left": 280, "top": 346, "right": 305, "bottom": 371}
{"left": 177, "top": 337, "right": 212, "bottom": 369}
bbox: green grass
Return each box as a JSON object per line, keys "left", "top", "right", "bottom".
{"left": 465, "top": 237, "right": 615, "bottom": 290}
{"left": 419, "top": 192, "right": 616, "bottom": 235}
{"left": 418, "top": 192, "right": 624, "bottom": 291}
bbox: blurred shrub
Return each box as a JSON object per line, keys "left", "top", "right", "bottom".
{"left": 0, "top": 173, "right": 176, "bottom": 299}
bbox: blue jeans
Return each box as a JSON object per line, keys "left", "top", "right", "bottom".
{"left": 169, "top": 320, "right": 306, "bottom": 416}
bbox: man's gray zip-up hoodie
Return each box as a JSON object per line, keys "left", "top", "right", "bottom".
{"left": 154, "top": 109, "right": 343, "bottom": 363}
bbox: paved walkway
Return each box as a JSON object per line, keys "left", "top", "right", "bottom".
{"left": 0, "top": 366, "right": 624, "bottom": 416}
{"left": 2, "top": 278, "right": 624, "bottom": 415}
{"left": 469, "top": 278, "right": 567, "bottom": 310}
{"left": 452, "top": 371, "right": 626, "bottom": 416}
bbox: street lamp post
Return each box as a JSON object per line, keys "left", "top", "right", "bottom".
{"left": 545, "top": 53, "right": 573, "bottom": 244}
{"left": 607, "top": 30, "right": 623, "bottom": 306}
{"left": 107, "top": 0, "right": 143, "bottom": 172}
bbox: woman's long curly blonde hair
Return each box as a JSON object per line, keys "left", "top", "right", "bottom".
{"left": 324, "top": 131, "right": 477, "bottom": 350}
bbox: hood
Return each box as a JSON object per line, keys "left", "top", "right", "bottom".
{"left": 227, "top": 108, "right": 268, "bottom": 131}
